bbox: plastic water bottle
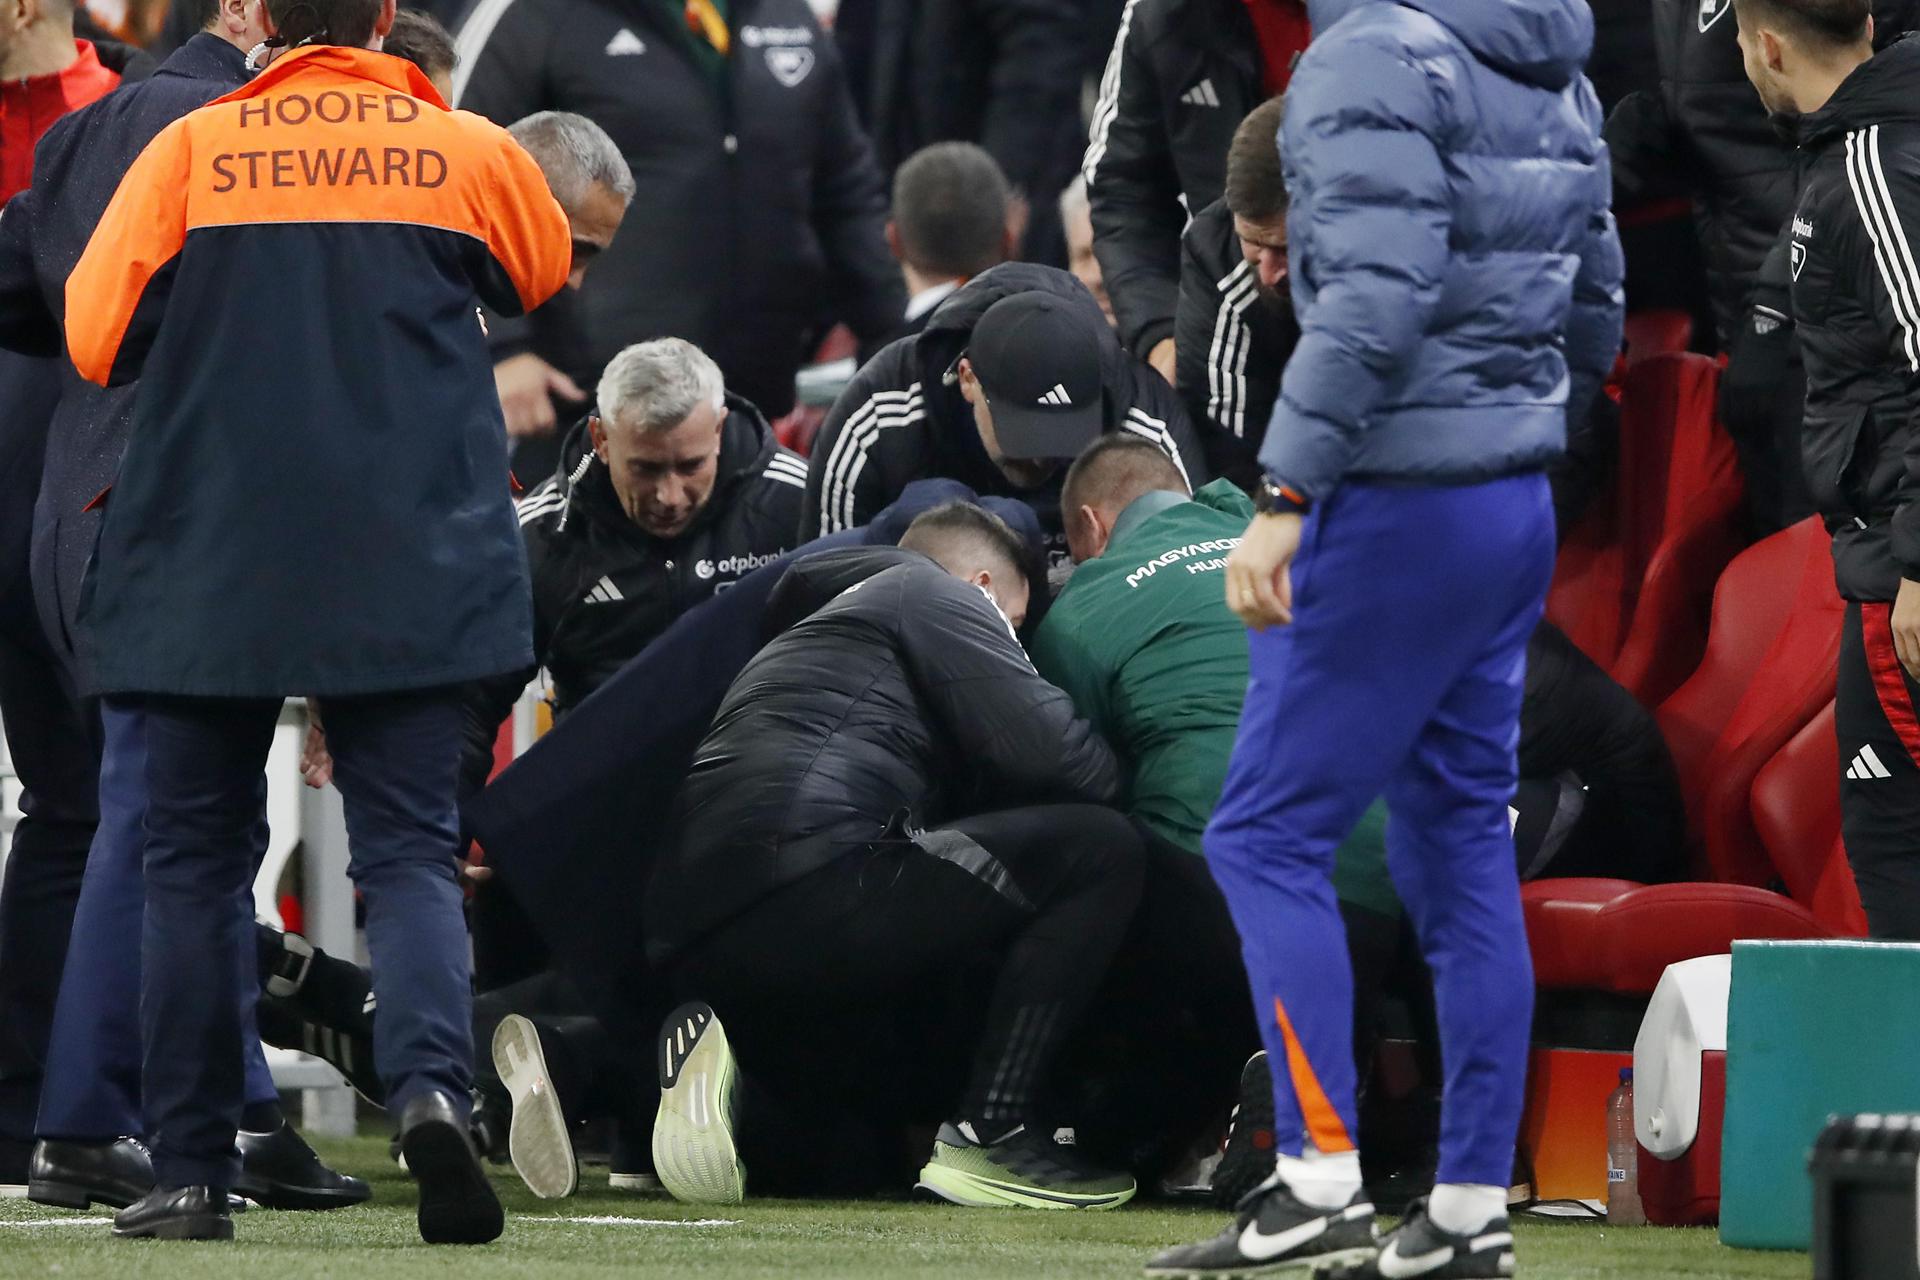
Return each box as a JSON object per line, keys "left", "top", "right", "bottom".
{"left": 1606, "top": 1068, "right": 1646, "bottom": 1225}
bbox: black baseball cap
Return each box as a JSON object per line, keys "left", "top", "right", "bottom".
{"left": 966, "top": 293, "right": 1104, "bottom": 461}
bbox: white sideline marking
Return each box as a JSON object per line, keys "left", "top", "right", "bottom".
{"left": 0, "top": 1219, "right": 112, "bottom": 1229}
{"left": 524, "top": 1216, "right": 740, "bottom": 1228}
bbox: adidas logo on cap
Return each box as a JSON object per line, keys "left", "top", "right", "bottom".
{"left": 1038, "top": 383, "right": 1073, "bottom": 407}
{"left": 605, "top": 28, "right": 647, "bottom": 55}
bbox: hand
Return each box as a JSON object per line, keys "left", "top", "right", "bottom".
{"left": 494, "top": 353, "right": 586, "bottom": 439}
{"left": 1225, "top": 511, "right": 1303, "bottom": 629}
{"left": 1147, "top": 337, "right": 1177, "bottom": 386}
{"left": 300, "top": 703, "right": 332, "bottom": 789}
{"left": 1893, "top": 577, "right": 1920, "bottom": 681}
{"left": 460, "top": 855, "right": 493, "bottom": 886}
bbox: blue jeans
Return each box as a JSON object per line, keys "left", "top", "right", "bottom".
{"left": 36, "top": 703, "right": 276, "bottom": 1141}
{"left": 134, "top": 690, "right": 473, "bottom": 1188}
{"left": 1205, "top": 474, "right": 1553, "bottom": 1188}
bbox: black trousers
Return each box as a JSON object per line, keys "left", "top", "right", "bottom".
{"left": 1838, "top": 602, "right": 1920, "bottom": 939}
{"left": 0, "top": 616, "right": 97, "bottom": 1148}
{"left": 671, "top": 804, "right": 1144, "bottom": 1190}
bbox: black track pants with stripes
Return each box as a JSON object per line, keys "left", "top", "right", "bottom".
{"left": 1839, "top": 601, "right": 1920, "bottom": 939}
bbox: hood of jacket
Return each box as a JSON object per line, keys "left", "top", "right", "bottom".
{"left": 1309, "top": 0, "right": 1592, "bottom": 91}
{"left": 1799, "top": 33, "right": 1920, "bottom": 149}
{"left": 760, "top": 545, "right": 927, "bottom": 639}
{"left": 544, "top": 391, "right": 780, "bottom": 537}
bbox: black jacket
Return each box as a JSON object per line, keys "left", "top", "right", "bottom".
{"left": 0, "top": 34, "right": 246, "bottom": 666}
{"left": 1787, "top": 35, "right": 1920, "bottom": 601}
{"left": 1083, "top": 0, "right": 1293, "bottom": 360}
{"left": 834, "top": 0, "right": 1083, "bottom": 260}
{"left": 802, "top": 263, "right": 1208, "bottom": 565}
{"left": 1174, "top": 198, "right": 1297, "bottom": 490}
{"left": 1719, "top": 228, "right": 1816, "bottom": 534}
{"left": 453, "top": 0, "right": 904, "bottom": 418}
{"left": 1604, "top": 0, "right": 1918, "bottom": 343}
{"left": 458, "top": 396, "right": 804, "bottom": 789}
{"left": 647, "top": 546, "right": 1116, "bottom": 961}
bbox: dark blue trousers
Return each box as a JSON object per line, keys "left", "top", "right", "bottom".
{"left": 1206, "top": 475, "right": 1553, "bottom": 1189}
{"left": 36, "top": 704, "right": 276, "bottom": 1141}
{"left": 135, "top": 690, "right": 472, "bottom": 1188}
{"left": 0, "top": 616, "right": 97, "bottom": 1147}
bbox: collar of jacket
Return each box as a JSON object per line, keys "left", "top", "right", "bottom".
{"left": 550, "top": 392, "right": 778, "bottom": 539}
{"left": 1107, "top": 488, "right": 1188, "bottom": 550}
{"left": 211, "top": 42, "right": 445, "bottom": 110}
{"left": 1799, "top": 34, "right": 1920, "bottom": 149}
{"left": 161, "top": 31, "right": 252, "bottom": 85}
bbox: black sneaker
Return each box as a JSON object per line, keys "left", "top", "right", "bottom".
{"left": 1339, "top": 1198, "right": 1514, "bottom": 1278}
{"left": 1212, "top": 1051, "right": 1277, "bottom": 1209}
{"left": 1145, "top": 1178, "right": 1376, "bottom": 1277}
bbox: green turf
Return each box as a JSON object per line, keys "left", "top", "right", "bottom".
{"left": 0, "top": 1136, "right": 1809, "bottom": 1279}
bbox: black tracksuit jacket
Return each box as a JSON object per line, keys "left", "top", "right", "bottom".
{"left": 458, "top": 397, "right": 804, "bottom": 790}
{"left": 1604, "top": 0, "right": 1918, "bottom": 343}
{"left": 646, "top": 545, "right": 1117, "bottom": 963}
{"left": 452, "top": 0, "right": 904, "bottom": 417}
{"left": 1787, "top": 35, "right": 1920, "bottom": 602}
{"left": 1082, "top": 0, "right": 1292, "bottom": 361}
{"left": 802, "top": 262, "right": 1207, "bottom": 564}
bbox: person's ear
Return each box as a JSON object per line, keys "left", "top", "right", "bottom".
{"left": 885, "top": 220, "right": 904, "bottom": 265}
{"left": 589, "top": 414, "right": 610, "bottom": 462}
{"left": 1761, "top": 28, "right": 1787, "bottom": 73}
{"left": 1079, "top": 504, "right": 1110, "bottom": 558}
{"left": 999, "top": 213, "right": 1020, "bottom": 265}
{"left": 373, "top": 0, "right": 396, "bottom": 41}
{"left": 956, "top": 356, "right": 980, "bottom": 404}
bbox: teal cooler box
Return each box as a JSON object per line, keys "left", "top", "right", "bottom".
{"left": 1722, "top": 940, "right": 1920, "bottom": 1249}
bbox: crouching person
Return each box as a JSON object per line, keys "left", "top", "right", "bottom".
{"left": 644, "top": 503, "right": 1145, "bottom": 1209}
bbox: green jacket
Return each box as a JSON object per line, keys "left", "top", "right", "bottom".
{"left": 1030, "top": 480, "right": 1396, "bottom": 916}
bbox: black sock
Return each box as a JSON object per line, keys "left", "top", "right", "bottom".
{"left": 241, "top": 1100, "right": 284, "bottom": 1133}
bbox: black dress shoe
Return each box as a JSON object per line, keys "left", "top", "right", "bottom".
{"left": 29, "top": 1137, "right": 154, "bottom": 1210}
{"left": 235, "top": 1122, "right": 371, "bottom": 1210}
{"left": 397, "top": 1092, "right": 504, "bottom": 1245}
{"left": 112, "top": 1185, "right": 234, "bottom": 1241}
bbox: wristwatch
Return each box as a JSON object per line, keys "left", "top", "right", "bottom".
{"left": 1255, "top": 477, "right": 1311, "bottom": 516}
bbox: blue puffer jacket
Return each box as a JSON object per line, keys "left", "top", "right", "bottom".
{"left": 1261, "top": 0, "right": 1625, "bottom": 500}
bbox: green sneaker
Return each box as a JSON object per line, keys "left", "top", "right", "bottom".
{"left": 650, "top": 1003, "right": 745, "bottom": 1205}
{"left": 916, "top": 1122, "right": 1137, "bottom": 1210}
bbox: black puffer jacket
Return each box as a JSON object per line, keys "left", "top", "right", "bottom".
{"left": 453, "top": 0, "right": 904, "bottom": 417}
{"left": 802, "top": 262, "right": 1208, "bottom": 565}
{"left": 1604, "top": 0, "right": 1918, "bottom": 343}
{"left": 458, "top": 397, "right": 804, "bottom": 790}
{"left": 1787, "top": 35, "right": 1920, "bottom": 601}
{"left": 647, "top": 546, "right": 1116, "bottom": 961}
{"left": 1174, "top": 198, "right": 1297, "bottom": 490}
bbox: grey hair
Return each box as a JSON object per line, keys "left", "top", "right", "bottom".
{"left": 508, "top": 112, "right": 635, "bottom": 208}
{"left": 597, "top": 338, "right": 726, "bottom": 433}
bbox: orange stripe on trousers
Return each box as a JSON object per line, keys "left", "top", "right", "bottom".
{"left": 1273, "top": 995, "right": 1354, "bottom": 1154}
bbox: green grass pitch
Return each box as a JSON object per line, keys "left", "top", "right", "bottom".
{"left": 0, "top": 1136, "right": 1810, "bottom": 1278}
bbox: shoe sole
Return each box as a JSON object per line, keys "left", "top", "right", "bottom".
{"left": 1139, "top": 1245, "right": 1378, "bottom": 1277}
{"left": 111, "top": 1214, "right": 235, "bottom": 1241}
{"left": 913, "top": 1161, "right": 1136, "bottom": 1211}
{"left": 1214, "top": 1051, "right": 1277, "bottom": 1209}
{"left": 493, "top": 1015, "right": 579, "bottom": 1200}
{"left": 651, "top": 1003, "right": 745, "bottom": 1206}
{"left": 608, "top": 1171, "right": 663, "bottom": 1192}
{"left": 234, "top": 1178, "right": 370, "bottom": 1211}
{"left": 30, "top": 1180, "right": 137, "bottom": 1211}
{"left": 401, "top": 1116, "right": 505, "bottom": 1245}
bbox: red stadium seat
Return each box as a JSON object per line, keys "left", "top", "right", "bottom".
{"left": 1622, "top": 310, "right": 1694, "bottom": 366}
{"left": 1751, "top": 704, "right": 1868, "bottom": 936}
{"left": 1547, "top": 354, "right": 1745, "bottom": 705}
{"left": 1526, "top": 519, "right": 1846, "bottom": 995}
{"left": 1655, "top": 518, "right": 1842, "bottom": 886}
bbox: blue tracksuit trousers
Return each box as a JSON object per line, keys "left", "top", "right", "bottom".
{"left": 1205, "top": 474, "right": 1553, "bottom": 1188}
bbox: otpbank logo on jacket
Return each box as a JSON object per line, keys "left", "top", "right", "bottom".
{"left": 61, "top": 46, "right": 572, "bottom": 700}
